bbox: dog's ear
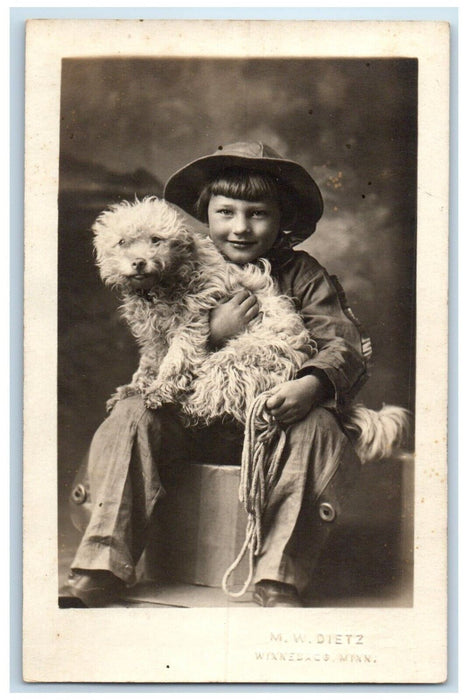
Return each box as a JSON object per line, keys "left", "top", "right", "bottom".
{"left": 168, "top": 232, "right": 196, "bottom": 257}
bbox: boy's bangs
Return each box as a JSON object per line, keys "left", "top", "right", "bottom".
{"left": 195, "top": 167, "right": 295, "bottom": 224}
{"left": 210, "top": 169, "right": 280, "bottom": 202}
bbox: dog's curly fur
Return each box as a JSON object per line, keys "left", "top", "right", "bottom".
{"left": 93, "top": 196, "right": 409, "bottom": 462}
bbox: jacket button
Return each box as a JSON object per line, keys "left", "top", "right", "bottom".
{"left": 318, "top": 502, "right": 336, "bottom": 522}
{"left": 71, "top": 483, "right": 87, "bottom": 505}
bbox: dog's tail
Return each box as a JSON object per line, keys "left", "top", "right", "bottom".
{"left": 340, "top": 403, "right": 411, "bottom": 463}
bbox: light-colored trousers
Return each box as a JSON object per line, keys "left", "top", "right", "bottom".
{"left": 71, "top": 396, "right": 360, "bottom": 594}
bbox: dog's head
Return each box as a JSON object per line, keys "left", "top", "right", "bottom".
{"left": 92, "top": 197, "right": 197, "bottom": 294}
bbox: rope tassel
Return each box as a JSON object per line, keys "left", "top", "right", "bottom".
{"left": 221, "top": 392, "right": 287, "bottom": 598}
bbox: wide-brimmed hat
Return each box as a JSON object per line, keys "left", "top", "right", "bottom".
{"left": 163, "top": 141, "right": 323, "bottom": 243}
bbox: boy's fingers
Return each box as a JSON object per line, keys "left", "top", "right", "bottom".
{"left": 239, "top": 293, "right": 257, "bottom": 311}
{"left": 269, "top": 402, "right": 289, "bottom": 417}
{"left": 272, "top": 405, "right": 300, "bottom": 424}
{"left": 265, "top": 392, "right": 286, "bottom": 410}
{"left": 232, "top": 289, "right": 251, "bottom": 305}
{"left": 244, "top": 303, "right": 260, "bottom": 321}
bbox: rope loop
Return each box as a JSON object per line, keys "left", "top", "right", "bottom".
{"left": 222, "top": 392, "right": 287, "bottom": 598}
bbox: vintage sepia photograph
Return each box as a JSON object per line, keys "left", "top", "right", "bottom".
{"left": 23, "top": 19, "right": 448, "bottom": 684}
{"left": 59, "top": 55, "right": 416, "bottom": 610}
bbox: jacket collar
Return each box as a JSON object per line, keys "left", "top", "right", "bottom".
{"left": 262, "top": 233, "right": 295, "bottom": 268}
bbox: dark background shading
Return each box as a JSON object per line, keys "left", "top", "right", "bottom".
{"left": 58, "top": 58, "right": 417, "bottom": 589}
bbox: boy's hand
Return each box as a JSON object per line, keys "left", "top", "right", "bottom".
{"left": 209, "top": 290, "right": 259, "bottom": 348}
{"left": 265, "top": 375, "right": 331, "bottom": 425}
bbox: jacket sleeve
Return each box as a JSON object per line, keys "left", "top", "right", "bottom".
{"left": 294, "top": 264, "right": 370, "bottom": 407}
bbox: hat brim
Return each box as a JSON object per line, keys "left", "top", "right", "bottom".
{"left": 163, "top": 152, "right": 323, "bottom": 243}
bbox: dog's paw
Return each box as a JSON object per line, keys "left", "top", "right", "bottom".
{"left": 106, "top": 395, "right": 120, "bottom": 413}
{"left": 106, "top": 386, "right": 139, "bottom": 412}
{"left": 144, "top": 392, "right": 163, "bottom": 410}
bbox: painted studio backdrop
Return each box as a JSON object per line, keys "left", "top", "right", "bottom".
{"left": 58, "top": 58, "right": 417, "bottom": 602}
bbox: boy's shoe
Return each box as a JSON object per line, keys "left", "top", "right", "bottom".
{"left": 253, "top": 579, "right": 303, "bottom": 607}
{"left": 67, "top": 569, "right": 125, "bottom": 607}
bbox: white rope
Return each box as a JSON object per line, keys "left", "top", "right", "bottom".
{"left": 221, "top": 392, "right": 287, "bottom": 598}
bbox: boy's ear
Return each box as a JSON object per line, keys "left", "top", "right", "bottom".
{"left": 279, "top": 190, "right": 298, "bottom": 231}
{"left": 280, "top": 209, "right": 297, "bottom": 232}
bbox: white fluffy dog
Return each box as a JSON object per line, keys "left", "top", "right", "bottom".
{"left": 93, "top": 196, "right": 408, "bottom": 463}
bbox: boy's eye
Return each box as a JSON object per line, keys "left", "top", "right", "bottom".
{"left": 217, "top": 208, "right": 233, "bottom": 215}
{"left": 251, "top": 210, "right": 267, "bottom": 217}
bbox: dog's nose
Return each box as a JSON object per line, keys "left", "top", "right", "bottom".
{"left": 132, "top": 259, "right": 146, "bottom": 273}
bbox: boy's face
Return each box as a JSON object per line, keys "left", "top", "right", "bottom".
{"left": 207, "top": 195, "right": 281, "bottom": 264}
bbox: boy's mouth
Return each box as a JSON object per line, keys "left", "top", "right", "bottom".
{"left": 228, "top": 240, "right": 255, "bottom": 248}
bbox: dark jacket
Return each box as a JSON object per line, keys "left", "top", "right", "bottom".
{"left": 266, "top": 237, "right": 370, "bottom": 407}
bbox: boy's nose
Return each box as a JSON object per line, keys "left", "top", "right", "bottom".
{"left": 231, "top": 214, "right": 250, "bottom": 235}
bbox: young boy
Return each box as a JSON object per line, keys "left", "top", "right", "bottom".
{"left": 69, "top": 141, "right": 368, "bottom": 608}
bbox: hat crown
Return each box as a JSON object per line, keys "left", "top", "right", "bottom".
{"left": 213, "top": 141, "right": 283, "bottom": 161}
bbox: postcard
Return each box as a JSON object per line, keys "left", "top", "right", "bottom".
{"left": 23, "top": 18, "right": 449, "bottom": 683}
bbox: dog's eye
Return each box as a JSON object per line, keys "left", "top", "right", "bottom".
{"left": 151, "top": 236, "right": 160, "bottom": 244}
{"left": 118, "top": 239, "right": 126, "bottom": 246}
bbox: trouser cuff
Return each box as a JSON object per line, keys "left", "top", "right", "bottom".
{"left": 70, "top": 541, "right": 136, "bottom": 585}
